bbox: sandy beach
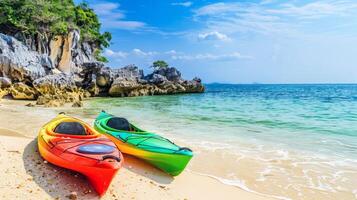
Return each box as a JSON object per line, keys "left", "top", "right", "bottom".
{"left": 0, "top": 100, "right": 274, "bottom": 200}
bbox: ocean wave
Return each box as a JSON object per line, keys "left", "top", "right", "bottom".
{"left": 189, "top": 170, "right": 292, "bottom": 200}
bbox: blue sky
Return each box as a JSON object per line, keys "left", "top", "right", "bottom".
{"left": 76, "top": 0, "right": 357, "bottom": 83}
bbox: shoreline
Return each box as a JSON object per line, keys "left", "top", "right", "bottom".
{"left": 0, "top": 99, "right": 274, "bottom": 200}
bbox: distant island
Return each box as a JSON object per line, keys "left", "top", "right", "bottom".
{"left": 0, "top": 0, "right": 204, "bottom": 107}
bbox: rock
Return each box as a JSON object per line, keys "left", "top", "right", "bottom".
{"left": 49, "top": 35, "right": 64, "bottom": 68}
{"left": 86, "top": 81, "right": 100, "bottom": 96}
{"left": 113, "top": 64, "right": 143, "bottom": 79}
{"left": 0, "top": 31, "right": 205, "bottom": 104}
{"left": 146, "top": 67, "right": 182, "bottom": 82}
{"left": 145, "top": 74, "right": 168, "bottom": 84}
{"left": 95, "top": 68, "right": 114, "bottom": 88}
{"left": 182, "top": 79, "right": 205, "bottom": 93}
{"left": 0, "top": 88, "right": 8, "bottom": 99}
{"left": 25, "top": 102, "right": 35, "bottom": 107}
{"left": 0, "top": 77, "right": 11, "bottom": 88}
{"left": 80, "top": 62, "right": 102, "bottom": 81}
{"left": 33, "top": 74, "right": 84, "bottom": 106}
{"left": 9, "top": 83, "right": 38, "bottom": 100}
{"left": 40, "top": 54, "right": 54, "bottom": 71}
{"left": 72, "top": 40, "right": 96, "bottom": 69}
{"left": 11, "top": 29, "right": 96, "bottom": 75}
{"left": 71, "top": 100, "right": 83, "bottom": 107}
{"left": 83, "top": 189, "right": 91, "bottom": 194}
{"left": 160, "top": 82, "right": 187, "bottom": 94}
{"left": 109, "top": 77, "right": 144, "bottom": 97}
{"left": 109, "top": 66, "right": 204, "bottom": 97}
{"left": 80, "top": 63, "right": 144, "bottom": 96}
{"left": 0, "top": 78, "right": 14, "bottom": 99}
{"left": 193, "top": 77, "right": 202, "bottom": 83}
{"left": 33, "top": 73, "right": 77, "bottom": 94}
{"left": 0, "top": 33, "right": 48, "bottom": 82}
{"left": 47, "top": 30, "right": 94, "bottom": 74}
{"left": 57, "top": 31, "right": 75, "bottom": 73}
{"left": 80, "top": 62, "right": 105, "bottom": 96}
{"left": 67, "top": 191, "right": 77, "bottom": 200}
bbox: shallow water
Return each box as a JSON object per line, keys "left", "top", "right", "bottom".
{"left": 86, "top": 84, "right": 357, "bottom": 200}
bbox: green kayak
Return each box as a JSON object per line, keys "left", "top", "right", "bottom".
{"left": 94, "top": 111, "right": 193, "bottom": 176}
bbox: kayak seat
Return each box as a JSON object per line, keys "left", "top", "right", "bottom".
{"left": 107, "top": 117, "right": 131, "bottom": 131}
{"left": 54, "top": 122, "right": 87, "bottom": 135}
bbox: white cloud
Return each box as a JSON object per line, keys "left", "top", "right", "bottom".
{"left": 198, "top": 31, "right": 230, "bottom": 41}
{"left": 165, "top": 50, "right": 178, "bottom": 55}
{"left": 193, "top": 1, "right": 357, "bottom": 36}
{"left": 93, "top": 3, "right": 122, "bottom": 16}
{"left": 171, "top": 1, "right": 193, "bottom": 7}
{"left": 105, "top": 48, "right": 159, "bottom": 58}
{"left": 104, "top": 48, "right": 251, "bottom": 62}
{"left": 260, "top": 0, "right": 276, "bottom": 5}
{"left": 104, "top": 49, "right": 128, "bottom": 58}
{"left": 194, "top": 2, "right": 240, "bottom": 17}
{"left": 267, "top": 1, "right": 357, "bottom": 19}
{"left": 108, "top": 21, "right": 146, "bottom": 30}
{"left": 92, "top": 3, "right": 146, "bottom": 30}
{"left": 132, "top": 49, "right": 158, "bottom": 56}
{"left": 171, "top": 52, "right": 252, "bottom": 61}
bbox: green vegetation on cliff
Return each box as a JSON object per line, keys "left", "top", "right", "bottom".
{"left": 0, "top": 0, "right": 110, "bottom": 61}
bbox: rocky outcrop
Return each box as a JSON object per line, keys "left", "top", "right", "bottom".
{"left": 145, "top": 74, "right": 168, "bottom": 84}
{"left": 50, "top": 32, "right": 75, "bottom": 73}
{"left": 81, "top": 63, "right": 146, "bottom": 96}
{"left": 33, "top": 74, "right": 86, "bottom": 107}
{"left": 0, "top": 33, "right": 49, "bottom": 83}
{"left": 80, "top": 62, "right": 106, "bottom": 96}
{"left": 181, "top": 78, "right": 205, "bottom": 93}
{"left": 0, "top": 33, "right": 204, "bottom": 106}
{"left": 0, "top": 77, "right": 11, "bottom": 88}
{"left": 15, "top": 30, "right": 95, "bottom": 74}
{"left": 148, "top": 67, "right": 183, "bottom": 82}
{"left": 108, "top": 67, "right": 204, "bottom": 97}
{"left": 0, "top": 77, "right": 11, "bottom": 98}
{"left": 109, "top": 77, "right": 153, "bottom": 97}
{"left": 9, "top": 82, "right": 38, "bottom": 100}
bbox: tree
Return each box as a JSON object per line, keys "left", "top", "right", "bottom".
{"left": 0, "top": 0, "right": 111, "bottom": 62}
{"left": 152, "top": 60, "right": 168, "bottom": 70}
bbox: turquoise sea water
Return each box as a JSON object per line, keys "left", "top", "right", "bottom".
{"left": 88, "top": 84, "right": 357, "bottom": 200}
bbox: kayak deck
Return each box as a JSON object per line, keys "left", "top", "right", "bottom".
{"left": 38, "top": 114, "right": 123, "bottom": 196}
{"left": 94, "top": 111, "right": 193, "bottom": 176}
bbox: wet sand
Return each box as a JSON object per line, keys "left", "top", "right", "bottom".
{"left": 0, "top": 100, "right": 274, "bottom": 200}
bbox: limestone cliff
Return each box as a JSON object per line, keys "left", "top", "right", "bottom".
{"left": 14, "top": 30, "right": 96, "bottom": 74}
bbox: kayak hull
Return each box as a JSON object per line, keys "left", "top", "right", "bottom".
{"left": 94, "top": 111, "right": 193, "bottom": 176}
{"left": 38, "top": 114, "right": 123, "bottom": 196}
{"left": 104, "top": 132, "right": 192, "bottom": 176}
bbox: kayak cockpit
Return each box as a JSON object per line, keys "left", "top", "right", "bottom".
{"left": 54, "top": 122, "right": 87, "bottom": 135}
{"left": 104, "top": 117, "right": 147, "bottom": 134}
{"left": 46, "top": 116, "right": 100, "bottom": 139}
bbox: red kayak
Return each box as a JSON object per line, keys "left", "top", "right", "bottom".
{"left": 38, "top": 113, "right": 124, "bottom": 196}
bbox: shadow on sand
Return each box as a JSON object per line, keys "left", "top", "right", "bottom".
{"left": 122, "top": 154, "right": 175, "bottom": 184}
{"left": 22, "top": 138, "right": 175, "bottom": 199}
{"left": 22, "top": 138, "right": 99, "bottom": 199}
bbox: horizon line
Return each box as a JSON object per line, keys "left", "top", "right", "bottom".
{"left": 204, "top": 82, "right": 357, "bottom": 85}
